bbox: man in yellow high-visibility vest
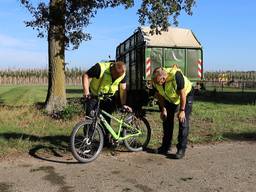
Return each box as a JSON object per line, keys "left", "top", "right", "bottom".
{"left": 82, "top": 61, "right": 132, "bottom": 147}
{"left": 152, "top": 66, "right": 194, "bottom": 159}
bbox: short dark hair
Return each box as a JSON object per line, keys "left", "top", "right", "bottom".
{"left": 112, "top": 61, "right": 126, "bottom": 75}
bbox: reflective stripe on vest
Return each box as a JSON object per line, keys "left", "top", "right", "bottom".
{"left": 154, "top": 67, "right": 192, "bottom": 105}
{"left": 90, "top": 62, "right": 125, "bottom": 96}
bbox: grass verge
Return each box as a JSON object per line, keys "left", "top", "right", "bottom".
{"left": 0, "top": 85, "right": 255, "bottom": 159}
{"left": 0, "top": 101, "right": 255, "bottom": 158}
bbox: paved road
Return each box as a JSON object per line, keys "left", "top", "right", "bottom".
{"left": 0, "top": 141, "right": 256, "bottom": 192}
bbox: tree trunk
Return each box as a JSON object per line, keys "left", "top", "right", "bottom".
{"left": 45, "top": 0, "right": 66, "bottom": 113}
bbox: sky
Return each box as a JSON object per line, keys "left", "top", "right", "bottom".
{"left": 0, "top": 0, "right": 256, "bottom": 71}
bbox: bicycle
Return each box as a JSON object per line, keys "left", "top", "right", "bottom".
{"left": 70, "top": 93, "right": 151, "bottom": 163}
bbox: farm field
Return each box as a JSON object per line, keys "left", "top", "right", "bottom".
{"left": 0, "top": 85, "right": 255, "bottom": 158}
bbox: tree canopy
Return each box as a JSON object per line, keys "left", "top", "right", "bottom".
{"left": 21, "top": 0, "right": 196, "bottom": 49}
{"left": 20, "top": 0, "right": 196, "bottom": 113}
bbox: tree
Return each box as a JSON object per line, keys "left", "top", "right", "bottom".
{"left": 21, "top": 0, "right": 196, "bottom": 113}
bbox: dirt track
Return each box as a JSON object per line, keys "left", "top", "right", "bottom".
{"left": 0, "top": 141, "right": 256, "bottom": 192}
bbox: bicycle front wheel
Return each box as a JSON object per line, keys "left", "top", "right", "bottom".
{"left": 123, "top": 115, "right": 151, "bottom": 152}
{"left": 70, "top": 120, "right": 103, "bottom": 163}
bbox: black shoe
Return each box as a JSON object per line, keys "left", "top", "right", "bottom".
{"left": 154, "top": 147, "right": 171, "bottom": 155}
{"left": 103, "top": 133, "right": 113, "bottom": 148}
{"left": 103, "top": 137, "right": 112, "bottom": 148}
{"left": 103, "top": 137, "right": 113, "bottom": 148}
{"left": 175, "top": 149, "right": 185, "bottom": 159}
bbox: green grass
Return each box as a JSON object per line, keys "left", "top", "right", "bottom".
{"left": 0, "top": 85, "right": 255, "bottom": 158}
{"left": 145, "top": 102, "right": 256, "bottom": 148}
{"left": 190, "top": 102, "right": 256, "bottom": 142}
{"left": 0, "top": 85, "right": 83, "bottom": 157}
{"left": 0, "top": 85, "right": 82, "bottom": 106}
{"left": 0, "top": 105, "right": 79, "bottom": 156}
{"left": 0, "top": 85, "right": 46, "bottom": 105}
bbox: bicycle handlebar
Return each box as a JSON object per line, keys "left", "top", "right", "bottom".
{"left": 82, "top": 93, "right": 113, "bottom": 103}
{"left": 97, "top": 93, "right": 113, "bottom": 99}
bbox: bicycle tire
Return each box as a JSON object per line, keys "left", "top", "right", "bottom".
{"left": 70, "top": 120, "right": 104, "bottom": 163}
{"left": 123, "top": 115, "right": 151, "bottom": 152}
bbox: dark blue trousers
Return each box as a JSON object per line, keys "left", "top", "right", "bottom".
{"left": 86, "top": 97, "right": 115, "bottom": 124}
{"left": 86, "top": 97, "right": 116, "bottom": 144}
{"left": 161, "top": 90, "right": 194, "bottom": 151}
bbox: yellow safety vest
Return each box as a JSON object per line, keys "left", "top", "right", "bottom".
{"left": 90, "top": 62, "right": 125, "bottom": 96}
{"left": 153, "top": 67, "right": 192, "bottom": 105}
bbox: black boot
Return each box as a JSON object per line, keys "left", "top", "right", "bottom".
{"left": 175, "top": 149, "right": 185, "bottom": 159}
{"left": 154, "top": 146, "right": 171, "bottom": 155}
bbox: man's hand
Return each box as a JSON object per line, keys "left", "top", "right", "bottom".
{"left": 122, "top": 105, "right": 133, "bottom": 112}
{"left": 84, "top": 94, "right": 91, "bottom": 102}
{"left": 177, "top": 111, "right": 186, "bottom": 123}
{"left": 160, "top": 108, "right": 167, "bottom": 121}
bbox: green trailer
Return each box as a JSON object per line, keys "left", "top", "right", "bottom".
{"left": 116, "top": 27, "right": 203, "bottom": 108}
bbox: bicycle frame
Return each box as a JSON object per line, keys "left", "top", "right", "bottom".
{"left": 98, "top": 109, "right": 142, "bottom": 141}
{"left": 71, "top": 94, "right": 150, "bottom": 163}
{"left": 86, "top": 94, "right": 142, "bottom": 141}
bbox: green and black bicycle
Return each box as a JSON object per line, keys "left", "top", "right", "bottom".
{"left": 70, "top": 93, "right": 151, "bottom": 163}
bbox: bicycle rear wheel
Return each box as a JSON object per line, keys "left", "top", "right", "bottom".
{"left": 70, "top": 119, "right": 103, "bottom": 163}
{"left": 123, "top": 115, "right": 151, "bottom": 152}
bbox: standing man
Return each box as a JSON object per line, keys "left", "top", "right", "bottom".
{"left": 82, "top": 61, "right": 131, "bottom": 146}
{"left": 152, "top": 66, "right": 194, "bottom": 159}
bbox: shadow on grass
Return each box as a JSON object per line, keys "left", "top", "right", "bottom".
{"left": 0, "top": 132, "right": 79, "bottom": 164}
{"left": 0, "top": 97, "right": 4, "bottom": 105}
{"left": 66, "top": 88, "right": 83, "bottom": 94}
{"left": 195, "top": 90, "right": 256, "bottom": 105}
{"left": 34, "top": 102, "right": 45, "bottom": 110}
{"left": 223, "top": 132, "right": 256, "bottom": 141}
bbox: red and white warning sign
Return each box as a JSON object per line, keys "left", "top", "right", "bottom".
{"left": 146, "top": 57, "right": 151, "bottom": 78}
{"left": 197, "top": 59, "right": 202, "bottom": 78}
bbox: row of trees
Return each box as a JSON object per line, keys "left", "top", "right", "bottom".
{"left": 2, "top": 69, "right": 255, "bottom": 80}
{"left": 0, "top": 68, "right": 83, "bottom": 78}
{"left": 0, "top": 68, "right": 83, "bottom": 85}
{"left": 204, "top": 71, "right": 256, "bottom": 81}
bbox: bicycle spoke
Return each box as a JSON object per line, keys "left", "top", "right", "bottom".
{"left": 74, "top": 139, "right": 84, "bottom": 146}
{"left": 123, "top": 115, "right": 151, "bottom": 152}
{"left": 70, "top": 120, "right": 104, "bottom": 163}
